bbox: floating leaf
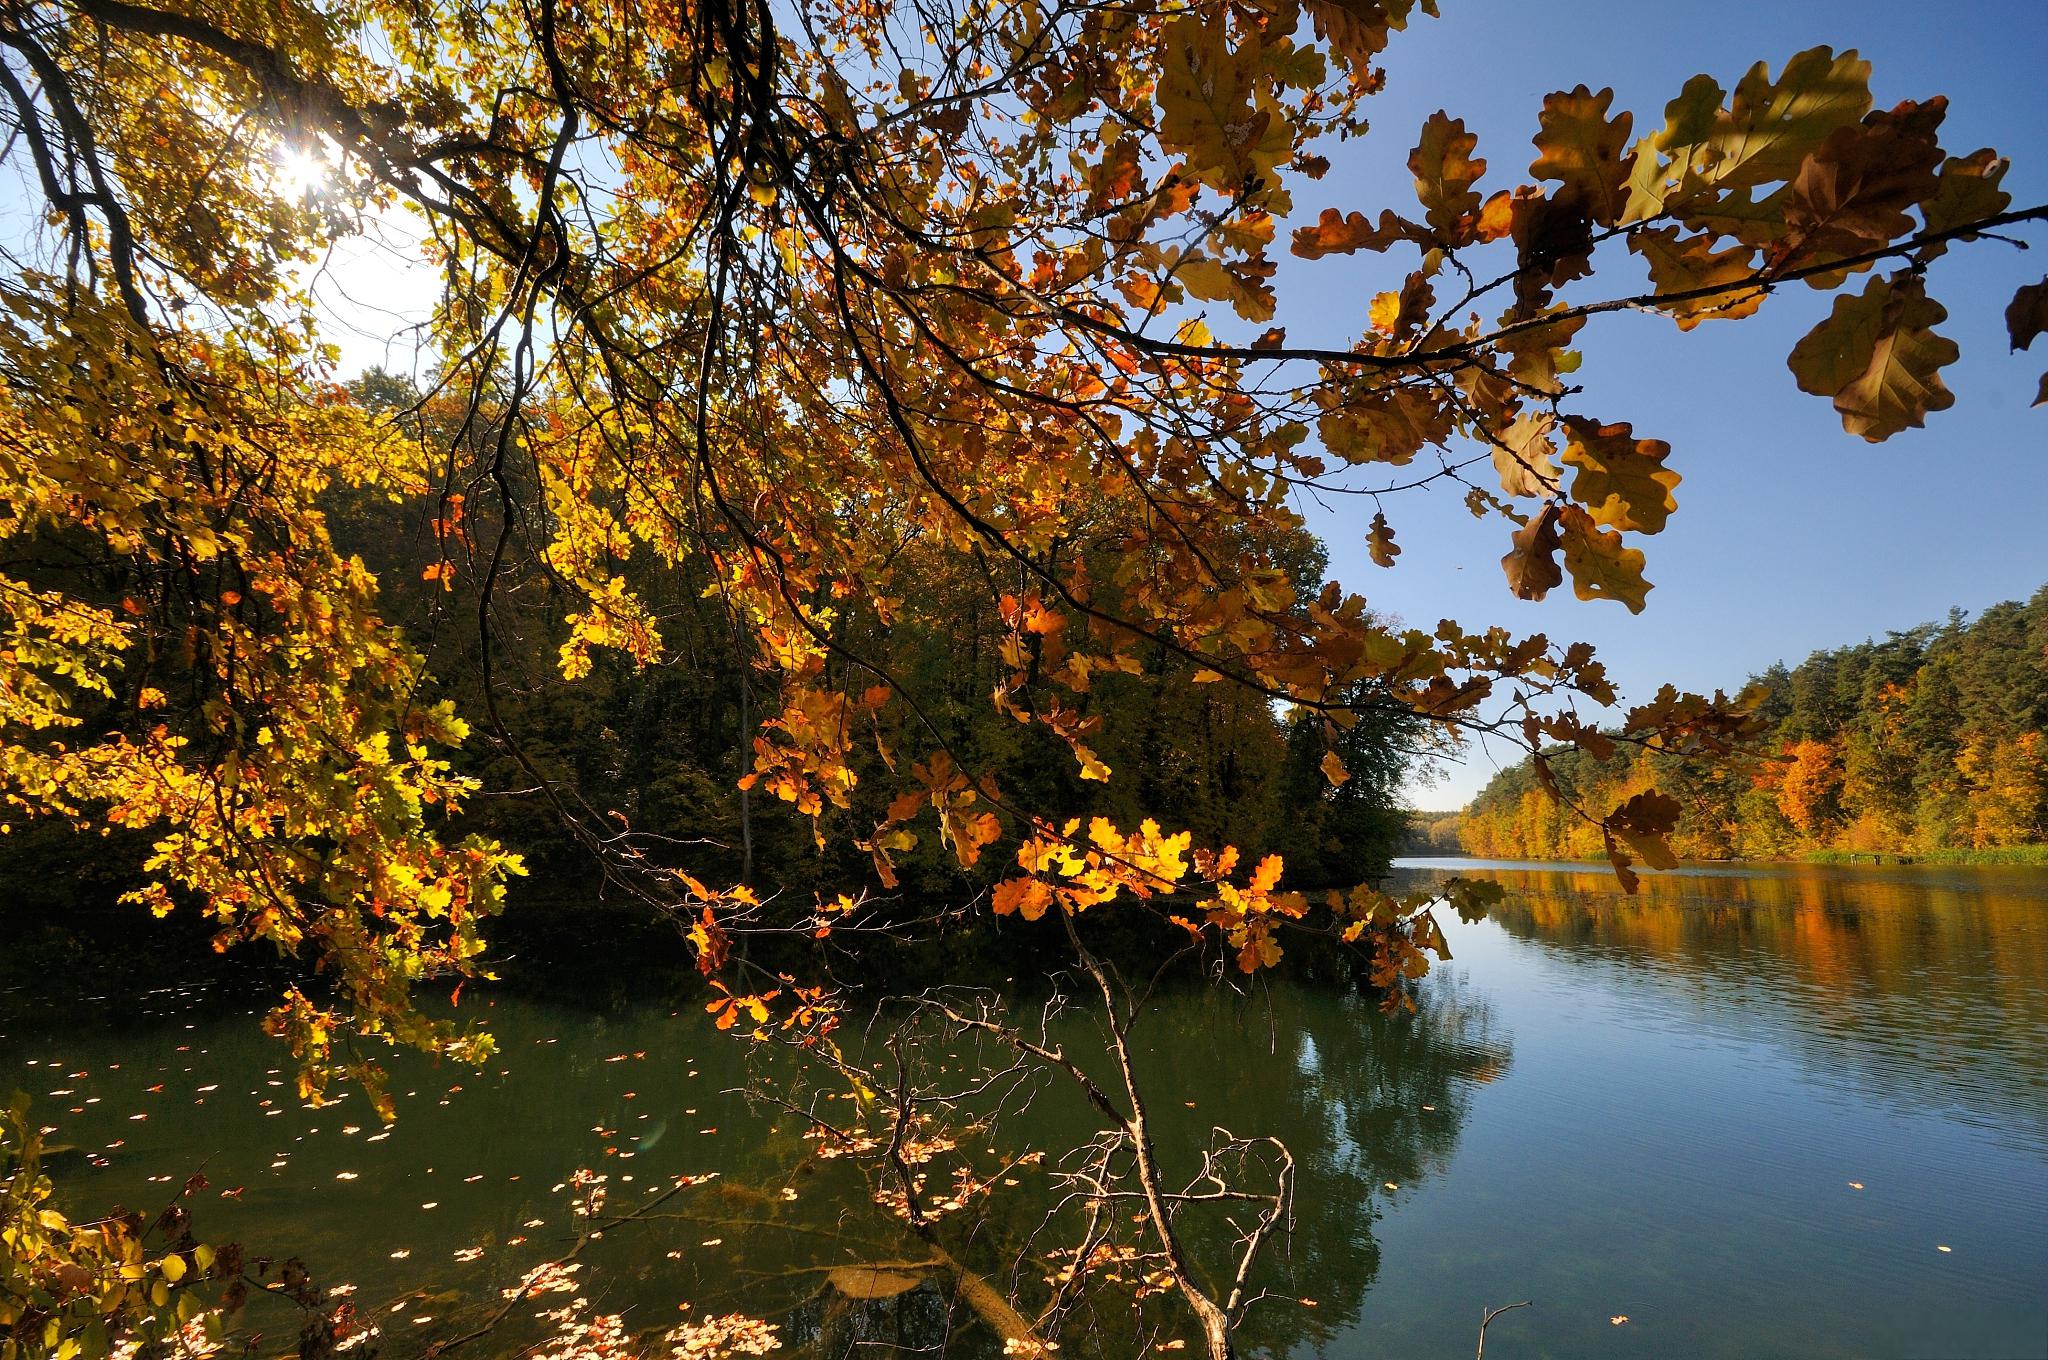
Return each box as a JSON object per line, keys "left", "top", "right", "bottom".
{"left": 828, "top": 1266, "right": 925, "bottom": 1299}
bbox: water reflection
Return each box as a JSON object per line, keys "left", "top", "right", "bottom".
{"left": 1396, "top": 860, "right": 2048, "bottom": 1146}
{"left": 3, "top": 967, "right": 1511, "bottom": 1359}
{"left": 11, "top": 862, "right": 2043, "bottom": 1357}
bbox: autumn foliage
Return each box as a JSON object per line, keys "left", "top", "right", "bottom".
{"left": 1461, "top": 590, "right": 2048, "bottom": 860}
{"left": 0, "top": 0, "right": 2044, "bottom": 1353}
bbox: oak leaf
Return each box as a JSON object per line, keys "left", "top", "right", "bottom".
{"left": 1703, "top": 47, "right": 1874, "bottom": 192}
{"left": 1918, "top": 150, "right": 2010, "bottom": 254}
{"left": 1782, "top": 98, "right": 1946, "bottom": 271}
{"left": 992, "top": 877, "right": 1054, "bottom": 921}
{"left": 1290, "top": 207, "right": 1430, "bottom": 259}
{"left": 1628, "top": 226, "right": 1762, "bottom": 329}
{"left": 1491, "top": 412, "right": 1559, "bottom": 499}
{"left": 1560, "top": 417, "right": 1680, "bottom": 534}
{"left": 1156, "top": 19, "right": 1270, "bottom": 191}
{"left": 1558, "top": 505, "right": 1651, "bottom": 612}
{"left": 1366, "top": 511, "right": 1400, "bottom": 567}
{"left": 1300, "top": 0, "right": 1437, "bottom": 71}
{"left": 1409, "top": 112, "right": 1486, "bottom": 238}
{"left": 1788, "top": 273, "right": 1958, "bottom": 441}
{"left": 1509, "top": 191, "right": 1594, "bottom": 313}
{"left": 1603, "top": 790, "right": 1682, "bottom": 892}
{"left": 1621, "top": 73, "right": 1725, "bottom": 222}
{"left": 1531, "top": 85, "right": 1634, "bottom": 227}
{"left": 1367, "top": 270, "right": 1434, "bottom": 338}
{"left": 2006, "top": 278, "right": 2048, "bottom": 352}
{"left": 1500, "top": 504, "right": 1562, "bottom": 601}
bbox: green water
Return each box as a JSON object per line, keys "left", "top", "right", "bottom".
{"left": 5, "top": 861, "right": 2046, "bottom": 1358}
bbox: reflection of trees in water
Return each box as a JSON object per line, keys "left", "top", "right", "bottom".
{"left": 1453, "top": 865, "right": 2048, "bottom": 1139}
{"left": 751, "top": 976, "right": 1512, "bottom": 1359}
{"left": 12, "top": 981, "right": 1509, "bottom": 1360}
{"left": 1174, "top": 976, "right": 1511, "bottom": 1358}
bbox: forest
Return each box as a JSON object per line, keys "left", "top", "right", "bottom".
{"left": 1459, "top": 588, "right": 2048, "bottom": 861}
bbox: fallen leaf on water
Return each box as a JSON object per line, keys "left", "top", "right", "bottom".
{"left": 335, "top": 1172, "right": 359, "bottom": 1181}
{"left": 1611, "top": 1316, "right": 1629, "bottom": 1325}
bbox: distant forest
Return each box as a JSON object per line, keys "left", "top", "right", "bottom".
{"left": 1459, "top": 588, "right": 2048, "bottom": 861}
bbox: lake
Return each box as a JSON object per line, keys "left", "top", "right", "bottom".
{"left": 5, "top": 860, "right": 2045, "bottom": 1359}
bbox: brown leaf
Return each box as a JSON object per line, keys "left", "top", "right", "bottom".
{"left": 2007, "top": 278, "right": 2048, "bottom": 352}
{"left": 1609, "top": 789, "right": 1682, "bottom": 876}
{"left": 1510, "top": 191, "right": 1594, "bottom": 314}
{"left": 1782, "top": 98, "right": 1946, "bottom": 271}
{"left": 1500, "top": 504, "right": 1562, "bottom": 601}
{"left": 1290, "top": 207, "right": 1431, "bottom": 259}
{"left": 1410, "top": 111, "right": 1486, "bottom": 238}
{"left": 1787, "top": 273, "right": 1958, "bottom": 441}
{"left": 1366, "top": 512, "right": 1400, "bottom": 567}
{"left": 1531, "top": 85, "right": 1634, "bottom": 227}
{"left": 1628, "top": 226, "right": 1762, "bottom": 329}
{"left": 1368, "top": 270, "right": 1435, "bottom": 338}
{"left": 1300, "top": 0, "right": 1437, "bottom": 72}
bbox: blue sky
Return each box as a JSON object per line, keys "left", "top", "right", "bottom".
{"left": 1267, "top": 0, "right": 2048, "bottom": 805}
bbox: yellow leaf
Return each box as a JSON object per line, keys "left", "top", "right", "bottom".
{"left": 1530, "top": 85, "right": 1634, "bottom": 226}
{"left": 1557, "top": 506, "right": 1651, "bottom": 612}
{"left": 1560, "top": 418, "right": 1680, "bottom": 534}
{"left": 1409, "top": 112, "right": 1485, "bottom": 237}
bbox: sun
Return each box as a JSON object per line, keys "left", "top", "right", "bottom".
{"left": 271, "top": 143, "right": 333, "bottom": 199}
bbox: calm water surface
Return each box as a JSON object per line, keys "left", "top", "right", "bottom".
{"left": 4, "top": 861, "right": 2044, "bottom": 1359}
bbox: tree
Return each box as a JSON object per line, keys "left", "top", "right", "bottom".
{"left": 1460, "top": 590, "right": 2048, "bottom": 861}
{"left": 2, "top": 1, "right": 2044, "bottom": 1356}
